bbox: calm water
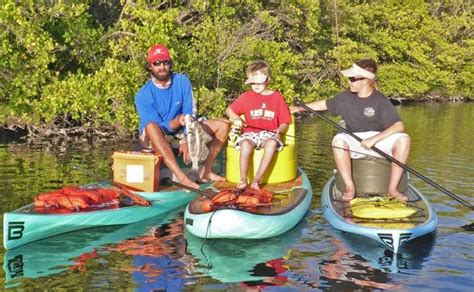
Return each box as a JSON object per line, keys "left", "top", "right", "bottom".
{"left": 1, "top": 103, "right": 473, "bottom": 290}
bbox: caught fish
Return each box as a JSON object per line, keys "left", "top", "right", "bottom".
{"left": 185, "top": 114, "right": 212, "bottom": 180}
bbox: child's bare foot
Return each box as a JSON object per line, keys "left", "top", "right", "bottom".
{"left": 389, "top": 190, "right": 408, "bottom": 202}
{"left": 236, "top": 180, "right": 248, "bottom": 190}
{"left": 250, "top": 181, "right": 260, "bottom": 190}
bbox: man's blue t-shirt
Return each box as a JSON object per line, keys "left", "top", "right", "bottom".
{"left": 135, "top": 73, "right": 194, "bottom": 135}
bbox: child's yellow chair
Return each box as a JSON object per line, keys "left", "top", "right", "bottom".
{"left": 226, "top": 116, "right": 297, "bottom": 184}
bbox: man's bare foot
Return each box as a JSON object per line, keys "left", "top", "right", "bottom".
{"left": 177, "top": 175, "right": 199, "bottom": 190}
{"left": 199, "top": 169, "right": 226, "bottom": 183}
{"left": 342, "top": 192, "right": 355, "bottom": 202}
{"left": 250, "top": 182, "right": 261, "bottom": 190}
{"left": 389, "top": 190, "right": 408, "bottom": 202}
{"left": 342, "top": 185, "right": 356, "bottom": 202}
{"left": 342, "top": 200, "right": 354, "bottom": 222}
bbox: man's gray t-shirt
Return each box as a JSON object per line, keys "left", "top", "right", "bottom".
{"left": 326, "top": 89, "right": 401, "bottom": 133}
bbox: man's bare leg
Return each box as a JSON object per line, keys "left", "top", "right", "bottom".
{"left": 333, "top": 139, "right": 356, "bottom": 201}
{"left": 145, "top": 123, "right": 199, "bottom": 189}
{"left": 250, "top": 139, "right": 277, "bottom": 190}
{"left": 199, "top": 118, "right": 229, "bottom": 182}
{"left": 388, "top": 135, "right": 411, "bottom": 201}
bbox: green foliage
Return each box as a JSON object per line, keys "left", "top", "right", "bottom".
{"left": 195, "top": 86, "right": 228, "bottom": 118}
{"left": 0, "top": 0, "right": 472, "bottom": 135}
{"left": 328, "top": 0, "right": 473, "bottom": 99}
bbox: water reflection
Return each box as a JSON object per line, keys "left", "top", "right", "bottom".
{"left": 319, "top": 239, "right": 401, "bottom": 290}
{"left": 3, "top": 209, "right": 183, "bottom": 289}
{"left": 318, "top": 231, "right": 435, "bottom": 290}
{"left": 339, "top": 231, "right": 434, "bottom": 270}
{"left": 184, "top": 220, "right": 306, "bottom": 287}
{"left": 106, "top": 216, "right": 188, "bottom": 291}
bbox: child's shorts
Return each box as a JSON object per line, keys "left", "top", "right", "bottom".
{"left": 235, "top": 131, "right": 284, "bottom": 152}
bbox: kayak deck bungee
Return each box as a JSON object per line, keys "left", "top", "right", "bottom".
{"left": 322, "top": 175, "right": 438, "bottom": 253}
{"left": 184, "top": 168, "right": 312, "bottom": 239}
{"left": 3, "top": 182, "right": 201, "bottom": 250}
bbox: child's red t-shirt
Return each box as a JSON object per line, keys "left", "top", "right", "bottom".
{"left": 229, "top": 90, "right": 291, "bottom": 133}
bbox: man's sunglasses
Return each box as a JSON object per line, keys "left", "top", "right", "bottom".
{"left": 152, "top": 60, "right": 171, "bottom": 66}
{"left": 348, "top": 77, "right": 366, "bottom": 82}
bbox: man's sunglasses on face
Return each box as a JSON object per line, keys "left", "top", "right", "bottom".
{"left": 348, "top": 77, "right": 366, "bottom": 82}
{"left": 152, "top": 60, "right": 171, "bottom": 67}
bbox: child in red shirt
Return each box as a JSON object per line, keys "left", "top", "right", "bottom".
{"left": 226, "top": 61, "right": 291, "bottom": 190}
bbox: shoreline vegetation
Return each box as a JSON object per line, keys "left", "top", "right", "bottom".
{"left": 1, "top": 1, "right": 472, "bottom": 139}
{"left": 1, "top": 98, "right": 471, "bottom": 140}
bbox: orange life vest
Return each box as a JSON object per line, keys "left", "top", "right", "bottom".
{"left": 198, "top": 188, "right": 274, "bottom": 212}
{"left": 34, "top": 186, "right": 122, "bottom": 212}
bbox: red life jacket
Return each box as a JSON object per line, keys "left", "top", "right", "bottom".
{"left": 198, "top": 188, "right": 274, "bottom": 212}
{"left": 34, "top": 186, "right": 122, "bottom": 212}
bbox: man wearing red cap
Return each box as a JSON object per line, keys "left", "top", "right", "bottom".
{"left": 135, "top": 44, "right": 229, "bottom": 188}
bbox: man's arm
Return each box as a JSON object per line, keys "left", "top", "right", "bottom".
{"left": 168, "top": 74, "right": 193, "bottom": 132}
{"left": 290, "top": 100, "right": 328, "bottom": 113}
{"left": 169, "top": 114, "right": 185, "bottom": 131}
{"left": 361, "top": 121, "right": 405, "bottom": 149}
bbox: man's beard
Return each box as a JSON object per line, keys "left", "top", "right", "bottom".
{"left": 152, "top": 70, "right": 171, "bottom": 81}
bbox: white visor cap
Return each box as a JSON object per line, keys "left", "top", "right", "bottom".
{"left": 245, "top": 72, "right": 268, "bottom": 84}
{"left": 341, "top": 63, "right": 376, "bottom": 80}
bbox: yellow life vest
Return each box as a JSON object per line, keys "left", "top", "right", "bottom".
{"left": 350, "top": 196, "right": 416, "bottom": 219}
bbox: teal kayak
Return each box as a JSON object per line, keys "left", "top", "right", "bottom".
{"left": 184, "top": 168, "right": 312, "bottom": 239}
{"left": 321, "top": 158, "right": 438, "bottom": 254}
{"left": 3, "top": 183, "right": 200, "bottom": 250}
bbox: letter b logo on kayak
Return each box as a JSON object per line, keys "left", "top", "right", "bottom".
{"left": 8, "top": 221, "right": 25, "bottom": 240}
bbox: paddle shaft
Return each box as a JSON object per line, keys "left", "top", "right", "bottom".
{"left": 294, "top": 99, "right": 473, "bottom": 209}
{"left": 161, "top": 178, "right": 214, "bottom": 198}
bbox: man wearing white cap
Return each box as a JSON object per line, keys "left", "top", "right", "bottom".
{"left": 135, "top": 44, "right": 229, "bottom": 189}
{"left": 292, "top": 58, "right": 410, "bottom": 202}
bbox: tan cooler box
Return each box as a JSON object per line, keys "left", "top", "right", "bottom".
{"left": 112, "top": 151, "right": 162, "bottom": 192}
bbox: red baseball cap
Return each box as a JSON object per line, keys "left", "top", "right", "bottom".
{"left": 147, "top": 44, "right": 171, "bottom": 63}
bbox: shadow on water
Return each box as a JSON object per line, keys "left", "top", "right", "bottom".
{"left": 184, "top": 218, "right": 307, "bottom": 287}
{"left": 0, "top": 128, "right": 27, "bottom": 144}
